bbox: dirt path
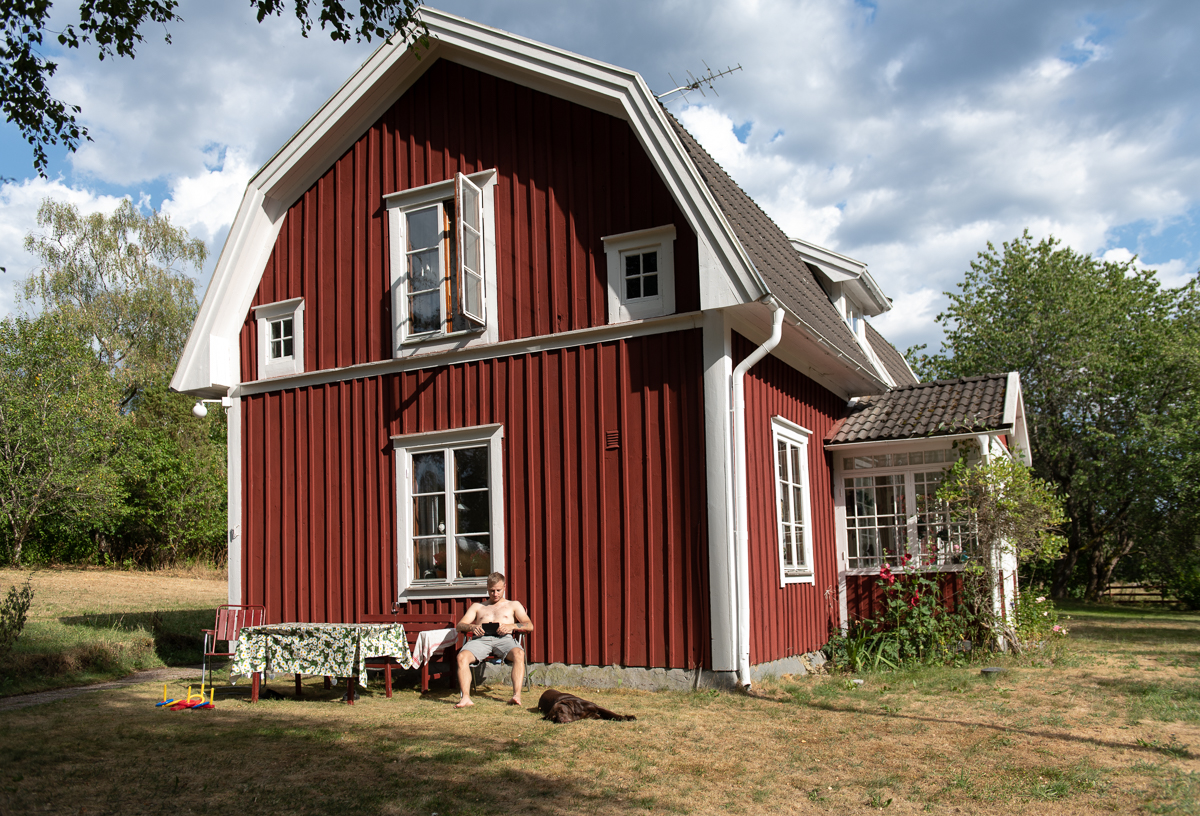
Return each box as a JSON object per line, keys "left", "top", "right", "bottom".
{"left": 0, "top": 666, "right": 203, "bottom": 712}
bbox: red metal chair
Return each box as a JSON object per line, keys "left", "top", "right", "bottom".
{"left": 365, "top": 615, "right": 459, "bottom": 696}
{"left": 201, "top": 604, "right": 266, "bottom": 688}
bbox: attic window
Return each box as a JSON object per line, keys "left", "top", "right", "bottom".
{"left": 386, "top": 169, "right": 498, "bottom": 354}
{"left": 603, "top": 225, "right": 676, "bottom": 323}
{"left": 254, "top": 297, "right": 304, "bottom": 379}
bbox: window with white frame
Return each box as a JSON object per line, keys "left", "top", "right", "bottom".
{"left": 393, "top": 424, "right": 504, "bottom": 599}
{"left": 602, "top": 224, "right": 676, "bottom": 323}
{"left": 385, "top": 170, "right": 498, "bottom": 353}
{"left": 772, "top": 417, "right": 814, "bottom": 584}
{"left": 841, "top": 446, "right": 977, "bottom": 570}
{"left": 254, "top": 297, "right": 304, "bottom": 378}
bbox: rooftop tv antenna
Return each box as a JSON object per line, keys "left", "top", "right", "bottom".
{"left": 656, "top": 61, "right": 743, "bottom": 103}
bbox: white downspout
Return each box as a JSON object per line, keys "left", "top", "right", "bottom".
{"left": 731, "top": 296, "right": 785, "bottom": 687}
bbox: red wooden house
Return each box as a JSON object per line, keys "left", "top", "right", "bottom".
{"left": 172, "top": 8, "right": 1031, "bottom": 688}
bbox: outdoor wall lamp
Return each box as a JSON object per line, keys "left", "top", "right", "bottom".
{"left": 192, "top": 397, "right": 233, "bottom": 418}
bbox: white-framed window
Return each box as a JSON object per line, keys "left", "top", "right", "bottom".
{"left": 392, "top": 424, "right": 505, "bottom": 600}
{"left": 254, "top": 297, "right": 305, "bottom": 379}
{"left": 840, "top": 446, "right": 977, "bottom": 571}
{"left": 385, "top": 169, "right": 498, "bottom": 355}
{"left": 602, "top": 224, "right": 676, "bottom": 323}
{"left": 772, "top": 417, "right": 814, "bottom": 585}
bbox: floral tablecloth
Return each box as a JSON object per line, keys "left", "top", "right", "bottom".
{"left": 230, "top": 623, "right": 414, "bottom": 686}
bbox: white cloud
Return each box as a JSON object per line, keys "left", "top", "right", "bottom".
{"left": 2, "top": 0, "right": 1199, "bottom": 359}
{"left": 161, "top": 147, "right": 256, "bottom": 244}
{"left": 1102, "top": 247, "right": 1196, "bottom": 290}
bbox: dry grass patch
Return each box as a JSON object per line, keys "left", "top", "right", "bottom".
{"left": 0, "top": 573, "right": 1197, "bottom": 814}
{"left": 0, "top": 567, "right": 227, "bottom": 696}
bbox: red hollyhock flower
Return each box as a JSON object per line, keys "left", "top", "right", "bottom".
{"left": 879, "top": 564, "right": 896, "bottom": 586}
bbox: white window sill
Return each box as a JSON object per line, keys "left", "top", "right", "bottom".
{"left": 782, "top": 572, "right": 816, "bottom": 586}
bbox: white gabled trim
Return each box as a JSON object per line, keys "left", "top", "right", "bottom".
{"left": 1003, "top": 371, "right": 1032, "bottom": 465}
{"left": 234, "top": 311, "right": 704, "bottom": 397}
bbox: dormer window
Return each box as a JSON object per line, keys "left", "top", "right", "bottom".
{"left": 254, "top": 297, "right": 305, "bottom": 378}
{"left": 603, "top": 225, "right": 676, "bottom": 323}
{"left": 386, "top": 170, "right": 498, "bottom": 354}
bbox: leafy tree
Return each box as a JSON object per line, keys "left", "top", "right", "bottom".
{"left": 22, "top": 198, "right": 206, "bottom": 404}
{"left": 0, "top": 315, "right": 124, "bottom": 564}
{"left": 113, "top": 384, "right": 227, "bottom": 567}
{"left": 2, "top": 1, "right": 425, "bottom": 175}
{"left": 910, "top": 232, "right": 1200, "bottom": 600}
{"left": 936, "top": 449, "right": 1068, "bottom": 648}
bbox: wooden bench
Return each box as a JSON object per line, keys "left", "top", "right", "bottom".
{"left": 365, "top": 615, "right": 458, "bottom": 696}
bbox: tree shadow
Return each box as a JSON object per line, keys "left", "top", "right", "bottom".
{"left": 0, "top": 684, "right": 641, "bottom": 816}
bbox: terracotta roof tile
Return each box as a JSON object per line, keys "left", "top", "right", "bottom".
{"left": 826, "top": 374, "right": 1010, "bottom": 444}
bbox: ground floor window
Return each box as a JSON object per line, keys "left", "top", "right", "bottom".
{"left": 772, "top": 417, "right": 814, "bottom": 584}
{"left": 842, "top": 446, "right": 977, "bottom": 570}
{"left": 393, "top": 424, "right": 505, "bottom": 599}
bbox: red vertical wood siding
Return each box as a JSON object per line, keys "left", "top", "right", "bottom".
{"left": 240, "top": 329, "right": 710, "bottom": 670}
{"left": 845, "top": 572, "right": 964, "bottom": 623}
{"left": 240, "top": 58, "right": 701, "bottom": 381}
{"left": 735, "top": 332, "right": 844, "bottom": 663}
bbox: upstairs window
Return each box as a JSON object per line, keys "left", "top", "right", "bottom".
{"left": 603, "top": 225, "right": 676, "bottom": 323}
{"left": 386, "top": 170, "right": 498, "bottom": 353}
{"left": 254, "top": 297, "right": 304, "bottom": 379}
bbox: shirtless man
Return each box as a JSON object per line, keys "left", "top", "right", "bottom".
{"left": 454, "top": 572, "right": 534, "bottom": 708}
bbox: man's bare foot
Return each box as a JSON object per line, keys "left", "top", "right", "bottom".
{"left": 454, "top": 698, "right": 474, "bottom": 708}
{"left": 507, "top": 696, "right": 521, "bottom": 706}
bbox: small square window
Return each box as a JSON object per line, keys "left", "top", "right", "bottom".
{"left": 269, "top": 317, "right": 294, "bottom": 360}
{"left": 603, "top": 225, "right": 676, "bottom": 323}
{"left": 254, "top": 298, "right": 304, "bottom": 379}
{"left": 624, "top": 251, "right": 659, "bottom": 300}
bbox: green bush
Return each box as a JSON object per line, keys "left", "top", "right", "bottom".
{"left": 0, "top": 578, "right": 35, "bottom": 662}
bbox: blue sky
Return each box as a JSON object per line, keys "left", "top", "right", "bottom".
{"left": 1, "top": 0, "right": 1197, "bottom": 356}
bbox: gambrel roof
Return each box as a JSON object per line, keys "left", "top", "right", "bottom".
{"left": 172, "top": 6, "right": 895, "bottom": 397}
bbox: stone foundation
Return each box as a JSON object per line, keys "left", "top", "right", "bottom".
{"left": 473, "top": 651, "right": 827, "bottom": 691}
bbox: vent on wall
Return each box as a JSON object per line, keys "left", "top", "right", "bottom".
{"left": 605, "top": 429, "right": 620, "bottom": 450}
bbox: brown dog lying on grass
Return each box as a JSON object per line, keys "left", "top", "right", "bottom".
{"left": 538, "top": 689, "right": 637, "bottom": 723}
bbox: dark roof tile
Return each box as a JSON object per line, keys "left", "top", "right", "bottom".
{"left": 666, "top": 113, "right": 876, "bottom": 373}
{"left": 826, "top": 374, "right": 1010, "bottom": 444}
{"left": 865, "top": 322, "right": 919, "bottom": 387}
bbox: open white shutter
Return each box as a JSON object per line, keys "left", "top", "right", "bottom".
{"left": 456, "top": 172, "right": 486, "bottom": 324}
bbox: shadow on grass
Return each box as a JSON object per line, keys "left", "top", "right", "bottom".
{"left": 0, "top": 684, "right": 636, "bottom": 816}
{"left": 59, "top": 609, "right": 209, "bottom": 665}
{"left": 1067, "top": 623, "right": 1200, "bottom": 645}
